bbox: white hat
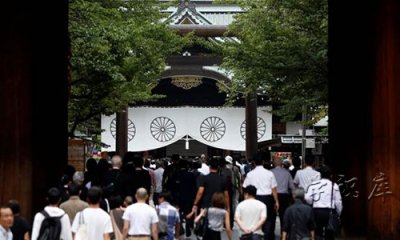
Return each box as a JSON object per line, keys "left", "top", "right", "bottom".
{"left": 225, "top": 155, "right": 233, "bottom": 164}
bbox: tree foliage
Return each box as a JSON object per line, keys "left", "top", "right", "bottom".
{"left": 68, "top": 0, "right": 187, "bottom": 136}
{"left": 221, "top": 0, "right": 328, "bottom": 123}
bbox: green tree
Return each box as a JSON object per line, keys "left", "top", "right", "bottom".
{"left": 68, "top": 0, "right": 187, "bottom": 137}
{"left": 221, "top": 0, "right": 328, "bottom": 123}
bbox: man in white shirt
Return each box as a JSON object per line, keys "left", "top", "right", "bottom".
{"left": 235, "top": 185, "right": 267, "bottom": 239}
{"left": 243, "top": 154, "right": 279, "bottom": 240}
{"left": 123, "top": 188, "right": 159, "bottom": 240}
{"left": 0, "top": 205, "right": 14, "bottom": 240}
{"left": 153, "top": 160, "right": 165, "bottom": 206}
{"left": 293, "top": 156, "right": 321, "bottom": 191}
{"left": 31, "top": 188, "right": 72, "bottom": 240}
{"left": 71, "top": 186, "right": 113, "bottom": 240}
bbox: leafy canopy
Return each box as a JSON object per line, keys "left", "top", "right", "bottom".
{"left": 68, "top": 0, "right": 187, "bottom": 136}
{"left": 220, "top": 0, "right": 328, "bottom": 123}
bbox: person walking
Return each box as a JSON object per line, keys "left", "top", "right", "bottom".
{"left": 242, "top": 154, "right": 279, "bottom": 240}
{"left": 235, "top": 185, "right": 267, "bottom": 240}
{"left": 122, "top": 188, "right": 159, "bottom": 240}
{"left": 282, "top": 188, "right": 316, "bottom": 240}
{"left": 71, "top": 186, "right": 113, "bottom": 240}
{"left": 305, "top": 166, "right": 342, "bottom": 240}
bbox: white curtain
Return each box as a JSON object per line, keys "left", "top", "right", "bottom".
{"left": 101, "top": 106, "right": 272, "bottom": 152}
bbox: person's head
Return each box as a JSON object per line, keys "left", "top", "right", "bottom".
{"left": 133, "top": 156, "right": 144, "bottom": 168}
{"left": 200, "top": 154, "right": 207, "bottom": 163}
{"left": 158, "top": 191, "right": 172, "bottom": 204}
{"left": 292, "top": 187, "right": 305, "bottom": 200}
{"left": 319, "top": 165, "right": 332, "bottom": 179}
{"left": 292, "top": 156, "right": 301, "bottom": 168}
{"left": 86, "top": 158, "right": 97, "bottom": 172}
{"left": 7, "top": 200, "right": 20, "bottom": 215}
{"left": 254, "top": 152, "right": 265, "bottom": 166}
{"left": 304, "top": 155, "right": 315, "bottom": 166}
{"left": 225, "top": 155, "right": 233, "bottom": 165}
{"left": 209, "top": 156, "right": 220, "bottom": 170}
{"left": 243, "top": 185, "right": 257, "bottom": 199}
{"left": 109, "top": 195, "right": 123, "bottom": 210}
{"left": 47, "top": 187, "right": 61, "bottom": 205}
{"left": 123, "top": 196, "right": 133, "bottom": 207}
{"left": 67, "top": 183, "right": 81, "bottom": 196}
{"left": 87, "top": 186, "right": 103, "bottom": 205}
{"left": 135, "top": 188, "right": 148, "bottom": 202}
{"left": 0, "top": 206, "right": 14, "bottom": 229}
{"left": 101, "top": 151, "right": 109, "bottom": 159}
{"left": 273, "top": 157, "right": 283, "bottom": 167}
{"left": 72, "top": 171, "right": 84, "bottom": 186}
{"left": 211, "top": 192, "right": 225, "bottom": 209}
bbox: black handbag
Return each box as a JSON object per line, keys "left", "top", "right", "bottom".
{"left": 327, "top": 181, "right": 340, "bottom": 232}
{"left": 194, "top": 209, "right": 208, "bottom": 237}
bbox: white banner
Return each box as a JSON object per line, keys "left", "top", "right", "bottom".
{"left": 101, "top": 106, "right": 272, "bottom": 152}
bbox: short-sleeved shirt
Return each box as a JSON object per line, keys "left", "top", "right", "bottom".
{"left": 198, "top": 172, "right": 227, "bottom": 208}
{"left": 243, "top": 166, "right": 277, "bottom": 195}
{"left": 123, "top": 202, "right": 159, "bottom": 235}
{"left": 207, "top": 207, "right": 227, "bottom": 232}
{"left": 71, "top": 208, "right": 113, "bottom": 239}
{"left": 293, "top": 166, "right": 321, "bottom": 191}
{"left": 235, "top": 198, "right": 266, "bottom": 236}
{"left": 156, "top": 202, "right": 180, "bottom": 240}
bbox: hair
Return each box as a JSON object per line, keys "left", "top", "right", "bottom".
{"left": 86, "top": 158, "right": 98, "bottom": 172}
{"left": 109, "top": 195, "right": 123, "bottom": 210}
{"left": 159, "top": 191, "right": 172, "bottom": 202}
{"left": 273, "top": 158, "right": 283, "bottom": 166}
{"left": 211, "top": 192, "right": 225, "bottom": 209}
{"left": 0, "top": 205, "right": 12, "bottom": 217}
{"left": 254, "top": 152, "right": 265, "bottom": 166}
{"left": 135, "top": 188, "right": 148, "bottom": 200}
{"left": 7, "top": 200, "right": 20, "bottom": 215}
{"left": 72, "top": 171, "right": 84, "bottom": 186}
{"left": 292, "top": 187, "right": 305, "bottom": 199}
{"left": 292, "top": 156, "right": 301, "bottom": 168}
{"left": 243, "top": 185, "right": 257, "bottom": 197}
{"left": 87, "top": 186, "right": 103, "bottom": 204}
{"left": 67, "top": 183, "right": 81, "bottom": 196}
{"left": 47, "top": 187, "right": 61, "bottom": 205}
{"left": 133, "top": 156, "right": 144, "bottom": 167}
{"left": 209, "top": 156, "right": 220, "bottom": 169}
{"left": 123, "top": 196, "right": 133, "bottom": 207}
{"left": 304, "top": 155, "right": 315, "bottom": 166}
{"left": 111, "top": 155, "right": 122, "bottom": 167}
{"left": 319, "top": 165, "right": 332, "bottom": 179}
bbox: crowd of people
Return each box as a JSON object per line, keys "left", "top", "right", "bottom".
{"left": 0, "top": 152, "right": 342, "bottom": 240}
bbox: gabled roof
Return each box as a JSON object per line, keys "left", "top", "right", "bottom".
{"left": 165, "top": 0, "right": 243, "bottom": 26}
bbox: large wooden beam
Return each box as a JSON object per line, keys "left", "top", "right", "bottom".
{"left": 169, "top": 25, "right": 229, "bottom": 37}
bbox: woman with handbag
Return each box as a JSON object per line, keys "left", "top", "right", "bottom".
{"left": 305, "top": 166, "right": 343, "bottom": 240}
{"left": 194, "top": 192, "right": 232, "bottom": 240}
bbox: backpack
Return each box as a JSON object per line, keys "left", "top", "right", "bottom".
{"left": 37, "top": 210, "right": 64, "bottom": 240}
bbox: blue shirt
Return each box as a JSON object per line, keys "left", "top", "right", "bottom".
{"left": 157, "top": 202, "right": 180, "bottom": 240}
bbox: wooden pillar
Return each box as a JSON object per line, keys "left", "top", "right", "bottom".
{"left": 0, "top": 15, "right": 33, "bottom": 220}
{"left": 329, "top": 0, "right": 400, "bottom": 238}
{"left": 245, "top": 91, "right": 258, "bottom": 161}
{"left": 0, "top": 1, "right": 69, "bottom": 219}
{"left": 367, "top": 1, "right": 400, "bottom": 238}
{"left": 116, "top": 106, "right": 128, "bottom": 157}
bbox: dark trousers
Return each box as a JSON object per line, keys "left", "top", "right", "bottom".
{"left": 204, "top": 228, "right": 221, "bottom": 240}
{"left": 276, "top": 193, "right": 291, "bottom": 232}
{"left": 313, "top": 208, "right": 335, "bottom": 240}
{"left": 256, "top": 195, "right": 276, "bottom": 240}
